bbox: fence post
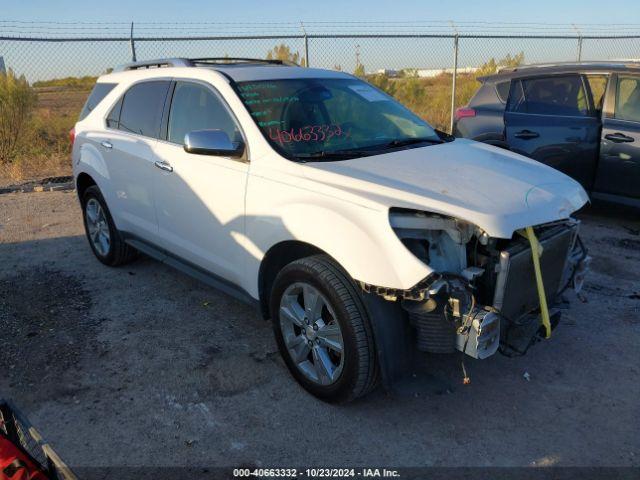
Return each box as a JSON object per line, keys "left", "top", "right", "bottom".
{"left": 300, "top": 22, "right": 309, "bottom": 67}
{"left": 450, "top": 34, "right": 459, "bottom": 134}
{"left": 577, "top": 36, "right": 583, "bottom": 61}
{"left": 572, "top": 24, "right": 583, "bottom": 61}
{"left": 130, "top": 22, "right": 137, "bottom": 62}
{"left": 0, "top": 56, "right": 5, "bottom": 74}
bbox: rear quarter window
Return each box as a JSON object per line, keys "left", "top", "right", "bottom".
{"left": 468, "top": 81, "right": 506, "bottom": 108}
{"left": 78, "top": 82, "right": 117, "bottom": 121}
{"left": 495, "top": 81, "right": 511, "bottom": 103}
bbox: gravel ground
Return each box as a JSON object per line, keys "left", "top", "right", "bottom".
{"left": 0, "top": 190, "right": 638, "bottom": 471}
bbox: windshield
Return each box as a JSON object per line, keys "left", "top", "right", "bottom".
{"left": 236, "top": 78, "right": 444, "bottom": 161}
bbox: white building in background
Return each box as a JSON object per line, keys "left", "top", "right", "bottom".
{"left": 374, "top": 68, "right": 399, "bottom": 77}
{"left": 0, "top": 56, "right": 5, "bottom": 74}
{"left": 415, "top": 66, "right": 478, "bottom": 78}
{"left": 368, "top": 66, "right": 480, "bottom": 78}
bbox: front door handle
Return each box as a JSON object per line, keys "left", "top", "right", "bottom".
{"left": 154, "top": 160, "right": 173, "bottom": 172}
{"left": 514, "top": 130, "right": 539, "bottom": 140}
{"left": 604, "top": 132, "right": 634, "bottom": 143}
{"left": 100, "top": 140, "right": 113, "bottom": 149}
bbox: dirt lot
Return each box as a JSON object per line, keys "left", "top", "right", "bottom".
{"left": 0, "top": 190, "right": 638, "bottom": 471}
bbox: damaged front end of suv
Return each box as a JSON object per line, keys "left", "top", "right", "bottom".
{"left": 360, "top": 208, "right": 590, "bottom": 384}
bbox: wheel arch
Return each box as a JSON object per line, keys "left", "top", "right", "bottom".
{"left": 258, "top": 240, "right": 330, "bottom": 320}
{"left": 246, "top": 199, "right": 430, "bottom": 312}
{"left": 76, "top": 172, "right": 97, "bottom": 202}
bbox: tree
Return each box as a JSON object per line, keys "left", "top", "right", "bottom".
{"left": 476, "top": 52, "right": 524, "bottom": 76}
{"left": 353, "top": 62, "right": 365, "bottom": 77}
{"left": 266, "top": 44, "right": 306, "bottom": 66}
{"left": 0, "top": 70, "right": 36, "bottom": 164}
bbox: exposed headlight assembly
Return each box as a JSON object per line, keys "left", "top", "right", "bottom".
{"left": 389, "top": 208, "right": 478, "bottom": 274}
{"left": 388, "top": 208, "right": 500, "bottom": 361}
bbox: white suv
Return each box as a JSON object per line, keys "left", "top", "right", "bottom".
{"left": 72, "top": 58, "right": 590, "bottom": 402}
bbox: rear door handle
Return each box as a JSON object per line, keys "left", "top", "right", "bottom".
{"left": 604, "top": 132, "right": 634, "bottom": 143}
{"left": 154, "top": 160, "right": 173, "bottom": 172}
{"left": 100, "top": 140, "right": 113, "bottom": 149}
{"left": 514, "top": 130, "right": 539, "bottom": 140}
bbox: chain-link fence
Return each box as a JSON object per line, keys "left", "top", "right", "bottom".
{"left": 0, "top": 21, "right": 639, "bottom": 182}
{"left": 3, "top": 32, "right": 640, "bottom": 78}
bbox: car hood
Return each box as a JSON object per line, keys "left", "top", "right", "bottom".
{"left": 301, "top": 139, "right": 589, "bottom": 238}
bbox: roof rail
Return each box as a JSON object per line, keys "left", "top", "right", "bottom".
{"left": 190, "top": 57, "right": 297, "bottom": 66}
{"left": 497, "top": 60, "right": 640, "bottom": 73}
{"left": 113, "top": 58, "right": 193, "bottom": 72}
{"left": 113, "top": 57, "right": 298, "bottom": 73}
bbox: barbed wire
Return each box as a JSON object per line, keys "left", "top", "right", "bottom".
{"left": 1, "top": 20, "right": 639, "bottom": 38}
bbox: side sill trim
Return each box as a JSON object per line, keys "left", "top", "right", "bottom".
{"left": 122, "top": 233, "right": 260, "bottom": 309}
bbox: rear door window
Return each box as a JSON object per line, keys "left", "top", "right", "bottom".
{"left": 507, "top": 75, "right": 590, "bottom": 116}
{"left": 615, "top": 76, "right": 640, "bottom": 123}
{"left": 116, "top": 80, "right": 171, "bottom": 138}
{"left": 78, "top": 82, "right": 116, "bottom": 121}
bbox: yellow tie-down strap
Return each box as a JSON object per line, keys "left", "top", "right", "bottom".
{"left": 518, "top": 226, "right": 552, "bottom": 338}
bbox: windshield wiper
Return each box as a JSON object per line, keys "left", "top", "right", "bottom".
{"left": 382, "top": 137, "right": 444, "bottom": 148}
{"left": 296, "top": 149, "right": 377, "bottom": 161}
{"left": 294, "top": 137, "right": 444, "bottom": 162}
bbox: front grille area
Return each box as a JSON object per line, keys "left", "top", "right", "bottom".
{"left": 490, "top": 223, "right": 577, "bottom": 321}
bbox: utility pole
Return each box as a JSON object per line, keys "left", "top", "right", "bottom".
{"left": 355, "top": 44, "right": 361, "bottom": 69}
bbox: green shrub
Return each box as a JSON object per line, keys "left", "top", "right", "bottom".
{"left": 32, "top": 75, "right": 98, "bottom": 89}
{"left": 0, "top": 70, "right": 37, "bottom": 164}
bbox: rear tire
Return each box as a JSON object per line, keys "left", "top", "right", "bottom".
{"left": 270, "top": 254, "right": 379, "bottom": 403}
{"left": 81, "top": 185, "right": 137, "bottom": 266}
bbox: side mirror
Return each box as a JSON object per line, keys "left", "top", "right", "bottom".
{"left": 184, "top": 129, "right": 245, "bottom": 157}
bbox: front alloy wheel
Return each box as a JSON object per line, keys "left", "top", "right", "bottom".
{"left": 279, "top": 282, "right": 344, "bottom": 386}
{"left": 271, "top": 255, "right": 379, "bottom": 403}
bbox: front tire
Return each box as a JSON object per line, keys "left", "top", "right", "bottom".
{"left": 270, "top": 255, "right": 379, "bottom": 403}
{"left": 81, "top": 185, "right": 137, "bottom": 266}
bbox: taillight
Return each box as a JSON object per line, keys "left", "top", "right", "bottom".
{"left": 454, "top": 107, "right": 476, "bottom": 122}
{"left": 69, "top": 127, "right": 76, "bottom": 147}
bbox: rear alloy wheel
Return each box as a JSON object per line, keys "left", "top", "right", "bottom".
{"left": 85, "top": 198, "right": 111, "bottom": 257}
{"left": 81, "top": 185, "right": 137, "bottom": 266}
{"left": 271, "top": 255, "right": 379, "bottom": 403}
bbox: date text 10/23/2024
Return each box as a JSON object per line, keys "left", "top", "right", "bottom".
{"left": 232, "top": 468, "right": 401, "bottom": 478}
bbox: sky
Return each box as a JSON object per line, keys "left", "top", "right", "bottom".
{"left": 2, "top": 0, "right": 640, "bottom": 81}
{"left": 2, "top": 0, "right": 639, "bottom": 26}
